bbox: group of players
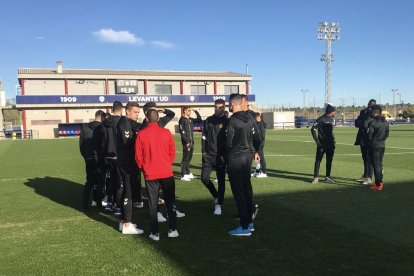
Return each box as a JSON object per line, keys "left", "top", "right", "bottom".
{"left": 80, "top": 95, "right": 389, "bottom": 240}
{"left": 80, "top": 94, "right": 266, "bottom": 239}
{"left": 310, "top": 99, "right": 389, "bottom": 191}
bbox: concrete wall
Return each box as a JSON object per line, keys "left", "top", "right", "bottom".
{"left": 67, "top": 80, "right": 106, "bottom": 95}
{"left": 24, "top": 80, "right": 65, "bottom": 95}
{"left": 25, "top": 109, "right": 66, "bottom": 138}
{"left": 262, "top": 111, "right": 295, "bottom": 129}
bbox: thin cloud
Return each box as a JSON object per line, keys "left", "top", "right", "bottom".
{"left": 92, "top": 28, "right": 144, "bottom": 45}
{"left": 150, "top": 40, "right": 175, "bottom": 49}
{"left": 36, "top": 36, "right": 46, "bottom": 40}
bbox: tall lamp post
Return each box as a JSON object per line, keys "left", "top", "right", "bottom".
{"left": 301, "top": 89, "right": 309, "bottom": 116}
{"left": 391, "top": 89, "right": 398, "bottom": 118}
{"left": 318, "top": 22, "right": 340, "bottom": 106}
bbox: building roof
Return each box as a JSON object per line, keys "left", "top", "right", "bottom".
{"left": 18, "top": 68, "right": 251, "bottom": 80}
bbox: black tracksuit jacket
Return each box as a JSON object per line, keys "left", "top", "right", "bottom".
{"left": 367, "top": 116, "right": 389, "bottom": 149}
{"left": 226, "top": 111, "right": 261, "bottom": 158}
{"left": 140, "top": 108, "right": 175, "bottom": 130}
{"left": 117, "top": 116, "right": 141, "bottom": 163}
{"left": 257, "top": 121, "right": 266, "bottom": 144}
{"left": 79, "top": 121, "right": 102, "bottom": 160}
{"left": 201, "top": 114, "right": 227, "bottom": 156}
{"left": 101, "top": 115, "right": 122, "bottom": 158}
{"left": 179, "top": 110, "right": 202, "bottom": 145}
{"left": 354, "top": 107, "right": 372, "bottom": 146}
{"left": 311, "top": 114, "right": 335, "bottom": 148}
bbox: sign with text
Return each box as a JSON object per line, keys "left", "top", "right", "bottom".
{"left": 16, "top": 94, "right": 255, "bottom": 105}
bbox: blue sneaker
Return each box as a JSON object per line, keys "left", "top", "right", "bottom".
{"left": 105, "top": 203, "right": 113, "bottom": 211}
{"left": 228, "top": 226, "right": 251, "bottom": 236}
{"left": 114, "top": 208, "right": 122, "bottom": 216}
{"left": 248, "top": 223, "right": 255, "bottom": 232}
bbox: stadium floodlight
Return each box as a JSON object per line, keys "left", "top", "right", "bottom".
{"left": 318, "top": 22, "right": 340, "bottom": 106}
{"left": 391, "top": 89, "right": 398, "bottom": 118}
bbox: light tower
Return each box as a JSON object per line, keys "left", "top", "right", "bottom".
{"left": 318, "top": 22, "right": 340, "bottom": 106}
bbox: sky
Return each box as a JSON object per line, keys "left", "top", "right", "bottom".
{"left": 1, "top": 0, "right": 413, "bottom": 108}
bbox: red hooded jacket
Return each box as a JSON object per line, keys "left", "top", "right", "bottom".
{"left": 135, "top": 123, "right": 176, "bottom": 180}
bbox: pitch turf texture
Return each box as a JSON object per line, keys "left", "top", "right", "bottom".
{"left": 1, "top": 125, "right": 413, "bottom": 275}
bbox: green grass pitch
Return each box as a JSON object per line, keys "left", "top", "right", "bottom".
{"left": 0, "top": 125, "right": 413, "bottom": 275}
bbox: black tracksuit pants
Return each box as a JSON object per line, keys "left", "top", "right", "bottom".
{"left": 360, "top": 145, "right": 373, "bottom": 178}
{"left": 105, "top": 158, "right": 122, "bottom": 206}
{"left": 201, "top": 154, "right": 226, "bottom": 205}
{"left": 369, "top": 147, "right": 385, "bottom": 185}
{"left": 181, "top": 144, "right": 194, "bottom": 176}
{"left": 314, "top": 146, "right": 335, "bottom": 178}
{"left": 118, "top": 161, "right": 141, "bottom": 222}
{"left": 145, "top": 177, "right": 177, "bottom": 234}
{"left": 228, "top": 153, "right": 254, "bottom": 229}
{"left": 255, "top": 142, "right": 267, "bottom": 173}
{"left": 82, "top": 158, "right": 105, "bottom": 209}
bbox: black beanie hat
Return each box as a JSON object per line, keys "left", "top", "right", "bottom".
{"left": 368, "top": 99, "right": 376, "bottom": 106}
{"left": 325, "top": 104, "right": 336, "bottom": 114}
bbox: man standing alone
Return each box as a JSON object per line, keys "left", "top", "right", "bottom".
{"left": 311, "top": 104, "right": 336, "bottom": 184}
{"left": 179, "top": 106, "right": 202, "bottom": 181}
{"left": 136, "top": 110, "right": 179, "bottom": 241}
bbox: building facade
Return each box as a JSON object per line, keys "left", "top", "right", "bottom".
{"left": 16, "top": 62, "right": 254, "bottom": 138}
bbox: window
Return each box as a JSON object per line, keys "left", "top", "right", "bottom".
{"left": 224, "top": 85, "right": 239, "bottom": 94}
{"left": 154, "top": 84, "right": 172, "bottom": 95}
{"left": 31, "top": 120, "right": 62, "bottom": 125}
{"left": 74, "top": 119, "right": 84, "bottom": 123}
{"left": 190, "top": 85, "right": 206, "bottom": 95}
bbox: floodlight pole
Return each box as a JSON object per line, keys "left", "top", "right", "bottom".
{"left": 391, "top": 89, "right": 398, "bottom": 118}
{"left": 318, "top": 22, "right": 340, "bottom": 106}
{"left": 301, "top": 89, "right": 309, "bottom": 115}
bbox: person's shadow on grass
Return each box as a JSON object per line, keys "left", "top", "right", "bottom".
{"left": 24, "top": 177, "right": 119, "bottom": 230}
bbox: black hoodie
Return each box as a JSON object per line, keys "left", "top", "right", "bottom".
{"left": 117, "top": 116, "right": 142, "bottom": 163}
{"left": 226, "top": 111, "right": 260, "bottom": 158}
{"left": 79, "top": 121, "right": 102, "bottom": 159}
{"left": 367, "top": 116, "right": 389, "bottom": 149}
{"left": 102, "top": 115, "right": 122, "bottom": 158}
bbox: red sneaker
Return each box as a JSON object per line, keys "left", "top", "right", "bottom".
{"left": 370, "top": 183, "right": 383, "bottom": 191}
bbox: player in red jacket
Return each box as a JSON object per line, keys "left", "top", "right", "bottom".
{"left": 135, "top": 109, "right": 178, "bottom": 241}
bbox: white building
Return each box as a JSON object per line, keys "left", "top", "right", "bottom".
{"left": 16, "top": 62, "right": 254, "bottom": 138}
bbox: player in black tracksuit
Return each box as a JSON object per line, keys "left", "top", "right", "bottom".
{"left": 311, "top": 104, "right": 336, "bottom": 184}
{"left": 117, "top": 101, "right": 142, "bottom": 224}
{"left": 179, "top": 107, "right": 202, "bottom": 180}
{"left": 140, "top": 102, "right": 175, "bottom": 130}
{"left": 201, "top": 99, "right": 228, "bottom": 215}
{"left": 253, "top": 112, "right": 267, "bottom": 176}
{"left": 227, "top": 94, "right": 261, "bottom": 236}
{"left": 80, "top": 110, "right": 105, "bottom": 209}
{"left": 367, "top": 105, "right": 389, "bottom": 191}
{"left": 354, "top": 99, "right": 376, "bottom": 184}
{"left": 101, "top": 102, "right": 123, "bottom": 210}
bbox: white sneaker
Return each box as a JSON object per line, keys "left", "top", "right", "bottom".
{"left": 176, "top": 210, "right": 186, "bottom": 218}
{"left": 101, "top": 200, "right": 107, "bottom": 207}
{"left": 119, "top": 222, "right": 137, "bottom": 232}
{"left": 149, "top": 233, "right": 160, "bottom": 241}
{"left": 157, "top": 212, "right": 167, "bottom": 222}
{"left": 214, "top": 204, "right": 222, "bottom": 215}
{"left": 91, "top": 200, "right": 97, "bottom": 207}
{"left": 188, "top": 173, "right": 195, "bottom": 179}
{"left": 251, "top": 172, "right": 259, "bottom": 177}
{"left": 168, "top": 229, "right": 179, "bottom": 238}
{"left": 257, "top": 173, "right": 268, "bottom": 178}
{"left": 122, "top": 224, "right": 144, "bottom": 235}
{"left": 180, "top": 175, "right": 191, "bottom": 181}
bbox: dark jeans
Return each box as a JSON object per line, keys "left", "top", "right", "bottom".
{"left": 82, "top": 158, "right": 105, "bottom": 209}
{"left": 118, "top": 161, "right": 141, "bottom": 223}
{"left": 200, "top": 154, "right": 226, "bottom": 205}
{"left": 145, "top": 177, "right": 177, "bottom": 234}
{"left": 228, "top": 153, "right": 254, "bottom": 229}
{"left": 360, "top": 145, "right": 373, "bottom": 178}
{"left": 255, "top": 142, "right": 266, "bottom": 173}
{"left": 314, "top": 146, "right": 335, "bottom": 178}
{"left": 369, "top": 147, "right": 385, "bottom": 185}
{"left": 181, "top": 144, "right": 194, "bottom": 176}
